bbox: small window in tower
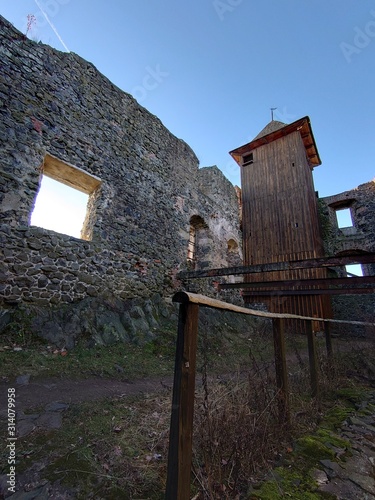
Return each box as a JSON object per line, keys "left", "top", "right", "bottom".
{"left": 242, "top": 153, "right": 253, "bottom": 166}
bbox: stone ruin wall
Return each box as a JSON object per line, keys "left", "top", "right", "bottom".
{"left": 0, "top": 17, "right": 242, "bottom": 346}
{"left": 319, "top": 180, "right": 375, "bottom": 330}
{"left": 0, "top": 16, "right": 242, "bottom": 304}
{"left": 0, "top": 16, "right": 373, "bottom": 346}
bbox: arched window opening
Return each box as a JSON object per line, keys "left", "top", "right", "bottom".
{"left": 187, "top": 225, "right": 196, "bottom": 264}
{"left": 227, "top": 238, "right": 241, "bottom": 267}
{"left": 187, "top": 215, "right": 207, "bottom": 269}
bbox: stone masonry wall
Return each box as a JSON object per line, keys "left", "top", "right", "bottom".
{"left": 319, "top": 180, "right": 375, "bottom": 329}
{"left": 319, "top": 180, "right": 375, "bottom": 263}
{"left": 0, "top": 17, "right": 242, "bottom": 346}
{"left": 0, "top": 17, "right": 241, "bottom": 348}
{"left": 0, "top": 16, "right": 372, "bottom": 345}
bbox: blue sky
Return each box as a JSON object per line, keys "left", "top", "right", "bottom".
{"left": 1, "top": 0, "right": 374, "bottom": 201}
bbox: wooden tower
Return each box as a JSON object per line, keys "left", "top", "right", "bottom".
{"left": 230, "top": 117, "right": 331, "bottom": 329}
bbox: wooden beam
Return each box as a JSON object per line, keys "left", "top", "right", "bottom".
{"left": 172, "top": 292, "right": 375, "bottom": 326}
{"left": 178, "top": 253, "right": 375, "bottom": 279}
{"left": 165, "top": 302, "right": 199, "bottom": 500}
{"left": 219, "top": 276, "right": 375, "bottom": 290}
{"left": 241, "top": 288, "right": 374, "bottom": 296}
{"left": 306, "top": 321, "right": 319, "bottom": 399}
{"left": 44, "top": 153, "right": 101, "bottom": 194}
{"left": 272, "top": 319, "right": 290, "bottom": 426}
{"left": 324, "top": 322, "right": 333, "bottom": 372}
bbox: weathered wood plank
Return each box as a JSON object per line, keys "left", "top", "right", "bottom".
{"left": 172, "top": 292, "right": 375, "bottom": 326}
{"left": 272, "top": 319, "right": 290, "bottom": 425}
{"left": 178, "top": 253, "right": 375, "bottom": 279}
{"left": 324, "top": 322, "right": 333, "bottom": 366}
{"left": 306, "top": 321, "right": 319, "bottom": 398}
{"left": 165, "top": 302, "right": 199, "bottom": 500}
{"left": 218, "top": 276, "right": 375, "bottom": 290}
{"left": 241, "top": 288, "right": 374, "bottom": 296}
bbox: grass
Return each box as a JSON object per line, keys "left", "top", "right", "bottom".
{"left": 0, "top": 393, "right": 172, "bottom": 499}
{"left": 0, "top": 341, "right": 175, "bottom": 381}
{"left": 0, "top": 322, "right": 374, "bottom": 498}
{"left": 0, "top": 319, "right": 265, "bottom": 381}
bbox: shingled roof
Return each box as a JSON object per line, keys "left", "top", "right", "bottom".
{"left": 252, "top": 120, "right": 287, "bottom": 140}
{"left": 229, "top": 116, "right": 321, "bottom": 168}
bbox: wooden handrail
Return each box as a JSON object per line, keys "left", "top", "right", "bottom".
{"left": 166, "top": 291, "right": 374, "bottom": 499}
{"left": 172, "top": 292, "right": 375, "bottom": 327}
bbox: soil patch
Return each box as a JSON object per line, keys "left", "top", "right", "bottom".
{"left": 0, "top": 375, "right": 173, "bottom": 412}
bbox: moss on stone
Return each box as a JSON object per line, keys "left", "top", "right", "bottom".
{"left": 295, "top": 436, "right": 336, "bottom": 465}
{"left": 315, "top": 429, "right": 350, "bottom": 451}
{"left": 250, "top": 466, "right": 321, "bottom": 499}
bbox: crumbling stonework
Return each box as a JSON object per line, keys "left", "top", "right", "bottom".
{"left": 0, "top": 17, "right": 242, "bottom": 345}
{"left": 0, "top": 16, "right": 373, "bottom": 346}
{"left": 0, "top": 18, "right": 240, "bottom": 298}
{"left": 319, "top": 180, "right": 375, "bottom": 262}
{"left": 319, "top": 180, "right": 375, "bottom": 329}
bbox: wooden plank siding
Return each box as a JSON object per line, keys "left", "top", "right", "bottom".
{"left": 240, "top": 128, "right": 331, "bottom": 330}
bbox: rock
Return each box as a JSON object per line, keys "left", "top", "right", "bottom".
{"left": 319, "top": 476, "right": 370, "bottom": 499}
{"left": 0, "top": 474, "right": 10, "bottom": 497}
{"left": 44, "top": 402, "right": 69, "bottom": 412}
{"left": 7, "top": 483, "right": 50, "bottom": 499}
{"left": 16, "top": 374, "right": 30, "bottom": 386}
{"left": 35, "top": 412, "right": 62, "bottom": 430}
{"left": 311, "top": 468, "right": 329, "bottom": 486}
{"left": 319, "top": 459, "right": 346, "bottom": 479}
{"left": 349, "top": 471, "right": 375, "bottom": 496}
{"left": 17, "top": 419, "right": 36, "bottom": 438}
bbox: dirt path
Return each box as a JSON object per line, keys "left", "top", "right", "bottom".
{"left": 0, "top": 375, "right": 173, "bottom": 412}
{"left": 0, "top": 371, "right": 374, "bottom": 499}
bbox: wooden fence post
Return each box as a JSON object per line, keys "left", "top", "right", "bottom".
{"left": 272, "top": 318, "right": 290, "bottom": 426}
{"left": 324, "top": 322, "right": 333, "bottom": 358}
{"left": 324, "top": 321, "right": 334, "bottom": 379}
{"left": 165, "top": 302, "right": 199, "bottom": 500}
{"left": 306, "top": 320, "right": 319, "bottom": 398}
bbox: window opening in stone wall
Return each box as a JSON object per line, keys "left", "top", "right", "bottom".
{"left": 187, "top": 225, "right": 196, "bottom": 265}
{"left": 227, "top": 239, "right": 240, "bottom": 267}
{"left": 345, "top": 264, "right": 363, "bottom": 277}
{"left": 187, "top": 215, "right": 207, "bottom": 269}
{"left": 31, "top": 177, "right": 89, "bottom": 238}
{"left": 335, "top": 207, "right": 353, "bottom": 228}
{"left": 30, "top": 154, "right": 101, "bottom": 240}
